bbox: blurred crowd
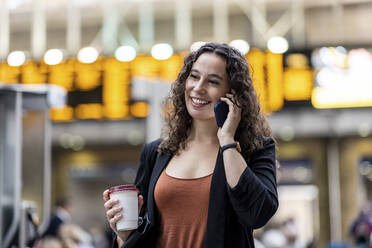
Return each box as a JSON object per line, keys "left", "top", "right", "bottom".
{"left": 28, "top": 199, "right": 372, "bottom": 248}
{"left": 33, "top": 198, "right": 111, "bottom": 248}
{"left": 255, "top": 217, "right": 311, "bottom": 248}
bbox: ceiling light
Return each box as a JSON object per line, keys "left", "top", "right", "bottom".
{"left": 77, "top": 47, "right": 99, "bottom": 64}
{"left": 229, "top": 40, "right": 250, "bottom": 55}
{"left": 7, "top": 51, "right": 26, "bottom": 67}
{"left": 267, "top": 36, "right": 289, "bottom": 54}
{"left": 190, "top": 41, "right": 206, "bottom": 52}
{"left": 115, "top": 46, "right": 136, "bottom": 62}
{"left": 151, "top": 43, "right": 173, "bottom": 60}
{"left": 44, "top": 49, "right": 64, "bottom": 65}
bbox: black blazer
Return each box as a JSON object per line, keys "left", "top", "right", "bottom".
{"left": 115, "top": 137, "right": 278, "bottom": 248}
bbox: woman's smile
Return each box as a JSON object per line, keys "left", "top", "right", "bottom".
{"left": 190, "top": 97, "right": 211, "bottom": 108}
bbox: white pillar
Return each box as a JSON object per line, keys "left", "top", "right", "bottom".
{"left": 0, "top": 0, "right": 9, "bottom": 60}
{"left": 67, "top": 0, "right": 81, "bottom": 56}
{"left": 32, "top": 0, "right": 46, "bottom": 60}
{"left": 146, "top": 82, "right": 171, "bottom": 142}
{"left": 332, "top": 0, "right": 344, "bottom": 43}
{"left": 102, "top": 0, "right": 120, "bottom": 55}
{"left": 213, "top": 0, "right": 228, "bottom": 43}
{"left": 250, "top": 0, "right": 267, "bottom": 48}
{"left": 175, "top": 0, "right": 191, "bottom": 51}
{"left": 139, "top": 0, "right": 154, "bottom": 52}
{"left": 291, "top": 0, "right": 305, "bottom": 49}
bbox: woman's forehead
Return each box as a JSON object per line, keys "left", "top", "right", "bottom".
{"left": 192, "top": 53, "right": 227, "bottom": 75}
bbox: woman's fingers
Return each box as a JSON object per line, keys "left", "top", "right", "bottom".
{"left": 107, "top": 206, "right": 123, "bottom": 219}
{"left": 104, "top": 198, "right": 119, "bottom": 211}
{"left": 219, "top": 93, "right": 242, "bottom": 135}
{"left": 220, "top": 97, "right": 235, "bottom": 113}
{"left": 109, "top": 214, "right": 122, "bottom": 229}
{"left": 103, "top": 189, "right": 110, "bottom": 201}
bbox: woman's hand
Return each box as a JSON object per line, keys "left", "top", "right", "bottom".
{"left": 217, "top": 91, "right": 242, "bottom": 146}
{"left": 103, "top": 189, "right": 144, "bottom": 245}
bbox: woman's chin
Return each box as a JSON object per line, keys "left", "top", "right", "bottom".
{"left": 189, "top": 113, "right": 214, "bottom": 122}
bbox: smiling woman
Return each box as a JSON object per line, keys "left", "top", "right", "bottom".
{"left": 160, "top": 42, "right": 272, "bottom": 158}
{"left": 184, "top": 53, "right": 230, "bottom": 122}
{"left": 103, "top": 42, "right": 278, "bottom": 248}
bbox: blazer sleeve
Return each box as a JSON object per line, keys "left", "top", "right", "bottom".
{"left": 112, "top": 139, "right": 160, "bottom": 248}
{"left": 226, "top": 137, "right": 278, "bottom": 229}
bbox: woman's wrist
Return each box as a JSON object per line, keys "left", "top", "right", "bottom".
{"left": 117, "top": 236, "right": 125, "bottom": 247}
{"left": 117, "top": 230, "right": 133, "bottom": 246}
{"left": 218, "top": 136, "right": 235, "bottom": 147}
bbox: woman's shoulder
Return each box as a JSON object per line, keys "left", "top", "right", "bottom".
{"left": 142, "top": 138, "right": 162, "bottom": 155}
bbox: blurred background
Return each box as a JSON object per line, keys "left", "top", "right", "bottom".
{"left": 1, "top": 0, "right": 372, "bottom": 247}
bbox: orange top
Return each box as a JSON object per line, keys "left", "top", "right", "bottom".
{"left": 154, "top": 170, "right": 212, "bottom": 248}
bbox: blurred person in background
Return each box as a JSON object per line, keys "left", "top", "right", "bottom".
{"left": 58, "top": 223, "right": 94, "bottom": 248}
{"left": 349, "top": 203, "right": 372, "bottom": 248}
{"left": 43, "top": 198, "right": 73, "bottom": 238}
{"left": 103, "top": 42, "right": 278, "bottom": 248}
{"left": 42, "top": 197, "right": 94, "bottom": 248}
{"left": 281, "top": 217, "right": 304, "bottom": 248}
{"left": 259, "top": 220, "right": 287, "bottom": 248}
{"left": 37, "top": 237, "right": 63, "bottom": 248}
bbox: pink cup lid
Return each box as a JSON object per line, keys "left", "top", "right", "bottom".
{"left": 109, "top": 184, "right": 138, "bottom": 196}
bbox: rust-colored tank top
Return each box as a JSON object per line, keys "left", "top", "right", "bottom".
{"left": 154, "top": 170, "right": 212, "bottom": 248}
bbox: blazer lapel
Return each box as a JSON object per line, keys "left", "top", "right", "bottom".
{"left": 147, "top": 152, "right": 172, "bottom": 225}
{"left": 204, "top": 150, "right": 227, "bottom": 248}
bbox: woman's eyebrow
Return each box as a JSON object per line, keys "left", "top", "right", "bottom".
{"left": 190, "top": 69, "right": 223, "bottom": 80}
{"left": 208, "top": 73, "right": 223, "bottom": 80}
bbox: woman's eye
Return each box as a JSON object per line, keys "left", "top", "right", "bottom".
{"left": 209, "top": 80, "right": 219, "bottom": 85}
{"left": 190, "top": 74, "right": 199, "bottom": 80}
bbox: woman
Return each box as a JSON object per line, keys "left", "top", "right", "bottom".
{"left": 103, "top": 42, "right": 278, "bottom": 248}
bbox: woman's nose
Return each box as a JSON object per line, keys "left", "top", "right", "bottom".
{"left": 193, "top": 79, "right": 205, "bottom": 92}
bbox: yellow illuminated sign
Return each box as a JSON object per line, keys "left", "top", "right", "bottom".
{"left": 48, "top": 59, "right": 75, "bottom": 91}
{"left": 0, "top": 63, "right": 21, "bottom": 83}
{"left": 284, "top": 68, "right": 313, "bottom": 101}
{"left": 246, "top": 49, "right": 268, "bottom": 113}
{"left": 0, "top": 50, "right": 315, "bottom": 121}
{"left": 266, "top": 51, "right": 284, "bottom": 112}
{"left": 22, "top": 61, "right": 47, "bottom": 84}
{"left": 50, "top": 106, "right": 74, "bottom": 122}
{"left": 130, "top": 102, "right": 150, "bottom": 118}
{"left": 103, "top": 58, "right": 131, "bottom": 119}
{"left": 312, "top": 87, "right": 372, "bottom": 109}
{"left": 311, "top": 47, "right": 372, "bottom": 108}
{"left": 158, "top": 54, "right": 183, "bottom": 83}
{"left": 75, "top": 58, "right": 102, "bottom": 91}
{"left": 131, "top": 55, "right": 159, "bottom": 79}
{"left": 75, "top": 104, "right": 103, "bottom": 119}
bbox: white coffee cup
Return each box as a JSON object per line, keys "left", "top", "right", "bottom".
{"left": 109, "top": 184, "right": 138, "bottom": 231}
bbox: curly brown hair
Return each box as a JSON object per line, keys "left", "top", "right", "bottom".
{"left": 158, "top": 42, "right": 272, "bottom": 158}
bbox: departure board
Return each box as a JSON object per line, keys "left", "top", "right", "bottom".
{"left": 0, "top": 50, "right": 315, "bottom": 121}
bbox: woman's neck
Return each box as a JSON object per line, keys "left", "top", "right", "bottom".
{"left": 188, "top": 119, "right": 219, "bottom": 144}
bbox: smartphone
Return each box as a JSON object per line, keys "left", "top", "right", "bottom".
{"left": 214, "top": 101, "right": 229, "bottom": 127}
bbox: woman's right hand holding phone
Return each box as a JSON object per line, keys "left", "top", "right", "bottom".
{"left": 103, "top": 189, "right": 144, "bottom": 246}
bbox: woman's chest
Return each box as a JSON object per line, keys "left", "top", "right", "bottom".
{"left": 166, "top": 147, "right": 219, "bottom": 179}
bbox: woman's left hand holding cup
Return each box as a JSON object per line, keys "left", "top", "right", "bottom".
{"left": 103, "top": 188, "right": 144, "bottom": 246}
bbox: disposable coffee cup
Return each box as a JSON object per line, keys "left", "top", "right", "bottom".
{"left": 109, "top": 184, "right": 138, "bottom": 231}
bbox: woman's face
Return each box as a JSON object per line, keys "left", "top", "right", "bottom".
{"left": 185, "top": 53, "right": 230, "bottom": 122}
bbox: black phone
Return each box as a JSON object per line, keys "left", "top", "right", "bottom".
{"left": 214, "top": 101, "right": 229, "bottom": 127}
